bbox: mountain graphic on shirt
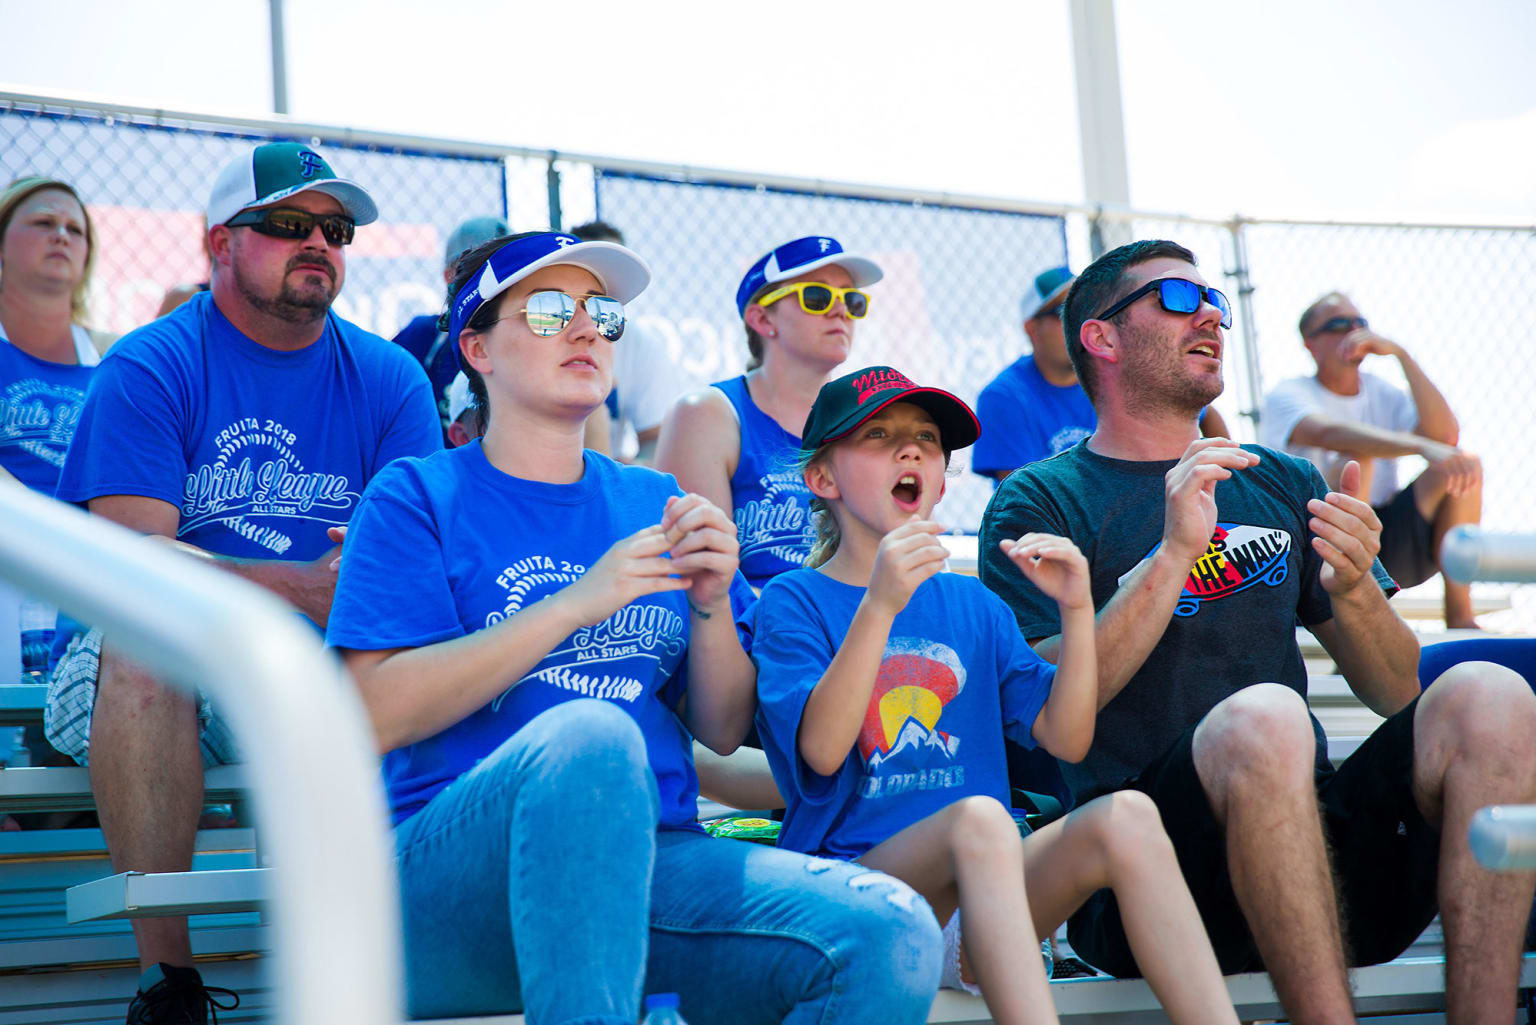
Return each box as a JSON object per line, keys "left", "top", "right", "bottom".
{"left": 857, "top": 637, "right": 967, "bottom": 764}
{"left": 866, "top": 715, "right": 961, "bottom": 769}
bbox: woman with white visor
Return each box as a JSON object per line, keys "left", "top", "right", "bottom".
{"left": 326, "top": 231, "right": 939, "bottom": 1024}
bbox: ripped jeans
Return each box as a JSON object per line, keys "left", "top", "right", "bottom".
{"left": 396, "top": 699, "right": 941, "bottom": 1024}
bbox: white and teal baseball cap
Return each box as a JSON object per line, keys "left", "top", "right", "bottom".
{"left": 207, "top": 142, "right": 378, "bottom": 227}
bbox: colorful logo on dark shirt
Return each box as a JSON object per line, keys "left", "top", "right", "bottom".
{"left": 1120, "top": 522, "right": 1292, "bottom": 617}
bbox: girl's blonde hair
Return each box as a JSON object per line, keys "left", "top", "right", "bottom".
{"left": 0, "top": 177, "right": 96, "bottom": 325}
{"left": 795, "top": 444, "right": 842, "bottom": 569}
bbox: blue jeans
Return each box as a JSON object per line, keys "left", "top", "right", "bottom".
{"left": 396, "top": 699, "right": 940, "bottom": 1024}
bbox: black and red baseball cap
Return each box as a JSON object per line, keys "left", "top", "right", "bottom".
{"left": 801, "top": 365, "right": 980, "bottom": 452}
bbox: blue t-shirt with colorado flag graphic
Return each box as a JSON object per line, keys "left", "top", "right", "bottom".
{"left": 55, "top": 291, "right": 440, "bottom": 569}
{"left": 0, "top": 336, "right": 94, "bottom": 495}
{"left": 325, "top": 444, "right": 710, "bottom": 830}
{"left": 754, "top": 569, "right": 1055, "bottom": 860}
{"left": 713, "top": 376, "right": 815, "bottom": 588}
{"left": 978, "top": 441, "right": 1395, "bottom": 803}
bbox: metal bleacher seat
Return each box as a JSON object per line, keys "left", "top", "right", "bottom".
{"left": 0, "top": 683, "right": 46, "bottom": 726}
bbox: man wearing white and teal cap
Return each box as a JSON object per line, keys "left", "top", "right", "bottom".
{"left": 972, "top": 265, "right": 1095, "bottom": 483}
{"left": 48, "top": 141, "right": 441, "bottom": 1024}
{"left": 974, "top": 265, "right": 1228, "bottom": 485}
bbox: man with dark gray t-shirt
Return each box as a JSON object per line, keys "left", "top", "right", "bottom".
{"left": 979, "top": 239, "right": 1536, "bottom": 1025}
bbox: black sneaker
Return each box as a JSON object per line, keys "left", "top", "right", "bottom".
{"left": 125, "top": 964, "right": 239, "bottom": 1025}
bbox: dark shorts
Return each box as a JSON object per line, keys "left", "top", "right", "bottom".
{"left": 1067, "top": 697, "right": 1439, "bottom": 977}
{"left": 1374, "top": 480, "right": 1437, "bottom": 588}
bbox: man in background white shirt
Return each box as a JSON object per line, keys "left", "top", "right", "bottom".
{"left": 1261, "top": 292, "right": 1483, "bottom": 627}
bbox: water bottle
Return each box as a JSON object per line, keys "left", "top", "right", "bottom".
{"left": 640, "top": 992, "right": 688, "bottom": 1025}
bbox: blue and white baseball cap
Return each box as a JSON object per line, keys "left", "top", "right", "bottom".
{"left": 445, "top": 231, "right": 651, "bottom": 352}
{"left": 207, "top": 142, "right": 377, "bottom": 227}
{"left": 1023, "top": 265, "right": 1074, "bottom": 320}
{"left": 735, "top": 236, "right": 883, "bottom": 317}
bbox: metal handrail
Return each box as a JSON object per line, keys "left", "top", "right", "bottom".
{"left": 1435, "top": 524, "right": 1536, "bottom": 870}
{"left": 0, "top": 480, "right": 400, "bottom": 1024}
{"left": 1440, "top": 526, "right": 1536, "bottom": 584}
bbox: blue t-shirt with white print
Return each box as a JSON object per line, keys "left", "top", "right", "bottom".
{"left": 55, "top": 291, "right": 440, "bottom": 564}
{"left": 754, "top": 568, "right": 1056, "bottom": 860}
{"left": 971, "top": 355, "right": 1096, "bottom": 483}
{"left": 326, "top": 443, "right": 711, "bottom": 830}
{"left": 0, "top": 338, "right": 94, "bottom": 495}
{"left": 713, "top": 376, "right": 814, "bottom": 588}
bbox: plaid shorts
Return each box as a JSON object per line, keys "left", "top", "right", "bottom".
{"left": 44, "top": 628, "right": 240, "bottom": 768}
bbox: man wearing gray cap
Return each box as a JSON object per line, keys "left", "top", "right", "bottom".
{"left": 48, "top": 141, "right": 441, "bottom": 1023}
{"left": 390, "top": 214, "right": 508, "bottom": 431}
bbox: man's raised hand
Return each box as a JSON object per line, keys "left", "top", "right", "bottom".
{"left": 1309, "top": 459, "right": 1383, "bottom": 597}
{"left": 1163, "top": 438, "right": 1261, "bottom": 565}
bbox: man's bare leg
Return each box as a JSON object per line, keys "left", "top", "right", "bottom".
{"left": 1413, "top": 470, "right": 1483, "bottom": 629}
{"left": 1193, "top": 683, "right": 1355, "bottom": 1025}
{"left": 1413, "top": 663, "right": 1536, "bottom": 1025}
{"left": 88, "top": 643, "right": 205, "bottom": 970}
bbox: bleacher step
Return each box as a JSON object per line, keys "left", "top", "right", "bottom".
{"left": 0, "top": 764, "right": 246, "bottom": 815}
{"left": 0, "top": 684, "right": 46, "bottom": 727}
{"left": 414, "top": 952, "right": 1536, "bottom": 1024}
{"left": 66, "top": 868, "right": 269, "bottom": 923}
{"left": 0, "top": 922, "right": 267, "bottom": 972}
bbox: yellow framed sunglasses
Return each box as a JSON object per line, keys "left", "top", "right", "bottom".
{"left": 756, "top": 281, "right": 871, "bottom": 319}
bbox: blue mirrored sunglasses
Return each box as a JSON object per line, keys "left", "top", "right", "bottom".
{"left": 1094, "top": 277, "right": 1233, "bottom": 329}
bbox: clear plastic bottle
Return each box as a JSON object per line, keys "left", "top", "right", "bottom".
{"left": 640, "top": 992, "right": 688, "bottom": 1025}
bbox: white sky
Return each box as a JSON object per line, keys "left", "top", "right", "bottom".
{"left": 4, "top": 0, "right": 1533, "bottom": 223}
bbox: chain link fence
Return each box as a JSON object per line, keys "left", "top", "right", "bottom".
{"left": 3, "top": 90, "right": 1531, "bottom": 621}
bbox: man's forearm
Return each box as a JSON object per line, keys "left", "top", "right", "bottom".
{"left": 215, "top": 556, "right": 328, "bottom": 622}
{"left": 1300, "top": 417, "right": 1441, "bottom": 459}
{"left": 1033, "top": 548, "right": 1191, "bottom": 709}
{"left": 1396, "top": 352, "right": 1459, "bottom": 444}
{"left": 1324, "top": 589, "right": 1420, "bottom": 717}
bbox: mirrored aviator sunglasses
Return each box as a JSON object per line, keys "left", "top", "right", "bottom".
{"left": 225, "top": 207, "right": 356, "bottom": 246}
{"left": 519, "top": 290, "right": 626, "bottom": 341}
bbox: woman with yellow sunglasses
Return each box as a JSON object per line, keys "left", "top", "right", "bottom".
{"left": 655, "top": 235, "right": 882, "bottom": 591}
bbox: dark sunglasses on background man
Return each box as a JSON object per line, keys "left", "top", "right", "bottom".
{"left": 225, "top": 207, "right": 357, "bottom": 246}
{"left": 756, "top": 281, "right": 871, "bottom": 319}
{"left": 482, "top": 290, "right": 627, "bottom": 341}
{"left": 1095, "top": 277, "right": 1233, "bottom": 329}
{"left": 1307, "top": 315, "right": 1369, "bottom": 336}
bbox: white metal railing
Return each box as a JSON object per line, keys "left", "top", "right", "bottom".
{"left": 1440, "top": 526, "right": 1536, "bottom": 584}
{"left": 0, "top": 479, "right": 400, "bottom": 1024}
{"left": 1437, "top": 526, "right": 1536, "bottom": 870}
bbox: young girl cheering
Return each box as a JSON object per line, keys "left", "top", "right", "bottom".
{"left": 753, "top": 365, "right": 1238, "bottom": 1025}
